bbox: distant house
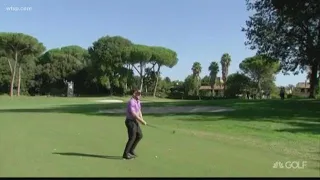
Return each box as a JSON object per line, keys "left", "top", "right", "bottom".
{"left": 199, "top": 77, "right": 225, "bottom": 96}
{"left": 294, "top": 81, "right": 310, "bottom": 97}
{"left": 199, "top": 84, "right": 224, "bottom": 96}
{"left": 170, "top": 83, "right": 225, "bottom": 97}
{"left": 169, "top": 77, "right": 225, "bottom": 97}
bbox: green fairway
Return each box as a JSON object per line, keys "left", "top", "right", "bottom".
{"left": 0, "top": 96, "right": 319, "bottom": 177}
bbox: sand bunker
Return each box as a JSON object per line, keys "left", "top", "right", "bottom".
{"left": 95, "top": 99, "right": 123, "bottom": 103}
{"left": 98, "top": 106, "right": 234, "bottom": 114}
{"left": 94, "top": 99, "right": 149, "bottom": 103}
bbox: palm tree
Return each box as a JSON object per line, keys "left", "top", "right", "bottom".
{"left": 191, "top": 62, "right": 202, "bottom": 96}
{"left": 220, "top": 53, "right": 231, "bottom": 93}
{"left": 192, "top": 62, "right": 202, "bottom": 76}
{"left": 208, "top": 61, "right": 219, "bottom": 97}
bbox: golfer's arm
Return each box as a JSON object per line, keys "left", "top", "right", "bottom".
{"left": 139, "top": 110, "right": 146, "bottom": 124}
{"left": 132, "top": 111, "right": 145, "bottom": 124}
{"left": 139, "top": 110, "right": 143, "bottom": 119}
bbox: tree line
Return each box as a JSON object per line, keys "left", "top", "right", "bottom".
{"left": 0, "top": 32, "right": 281, "bottom": 100}
{"left": 0, "top": 33, "right": 178, "bottom": 97}
{"left": 0, "top": 32, "right": 315, "bottom": 99}
{"left": 175, "top": 53, "right": 280, "bottom": 99}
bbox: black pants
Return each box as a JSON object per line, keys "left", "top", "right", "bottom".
{"left": 280, "top": 93, "right": 284, "bottom": 100}
{"left": 123, "top": 119, "right": 143, "bottom": 156}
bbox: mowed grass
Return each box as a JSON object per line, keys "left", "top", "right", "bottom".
{"left": 0, "top": 96, "right": 319, "bottom": 177}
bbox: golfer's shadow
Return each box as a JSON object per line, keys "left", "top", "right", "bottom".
{"left": 52, "top": 152, "right": 123, "bottom": 160}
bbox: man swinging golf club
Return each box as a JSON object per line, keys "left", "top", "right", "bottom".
{"left": 122, "top": 89, "right": 147, "bottom": 160}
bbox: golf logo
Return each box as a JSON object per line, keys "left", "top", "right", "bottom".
{"left": 273, "top": 161, "right": 307, "bottom": 169}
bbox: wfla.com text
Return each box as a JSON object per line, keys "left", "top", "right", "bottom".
{"left": 5, "top": 6, "right": 32, "bottom": 12}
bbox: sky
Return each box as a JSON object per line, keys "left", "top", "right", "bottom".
{"left": 1, "top": 0, "right": 307, "bottom": 86}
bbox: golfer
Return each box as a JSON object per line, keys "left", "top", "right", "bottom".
{"left": 122, "top": 89, "right": 147, "bottom": 160}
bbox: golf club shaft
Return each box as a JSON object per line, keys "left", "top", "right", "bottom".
{"left": 147, "top": 124, "right": 157, "bottom": 128}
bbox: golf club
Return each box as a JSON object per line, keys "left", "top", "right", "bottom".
{"left": 147, "top": 124, "right": 158, "bottom": 129}
{"left": 146, "top": 123, "right": 176, "bottom": 134}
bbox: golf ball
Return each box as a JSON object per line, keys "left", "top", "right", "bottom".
{"left": 155, "top": 156, "right": 158, "bottom": 158}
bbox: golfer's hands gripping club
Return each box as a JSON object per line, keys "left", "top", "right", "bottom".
{"left": 135, "top": 111, "right": 147, "bottom": 125}
{"left": 134, "top": 113, "right": 147, "bottom": 125}
{"left": 139, "top": 110, "right": 146, "bottom": 125}
{"left": 141, "top": 119, "right": 147, "bottom": 125}
{"left": 138, "top": 118, "right": 147, "bottom": 125}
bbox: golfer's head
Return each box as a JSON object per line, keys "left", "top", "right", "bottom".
{"left": 132, "top": 89, "right": 141, "bottom": 100}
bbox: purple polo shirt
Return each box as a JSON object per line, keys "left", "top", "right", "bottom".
{"left": 126, "top": 98, "right": 141, "bottom": 120}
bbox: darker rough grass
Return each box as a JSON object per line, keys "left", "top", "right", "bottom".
{"left": 0, "top": 99, "right": 319, "bottom": 135}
